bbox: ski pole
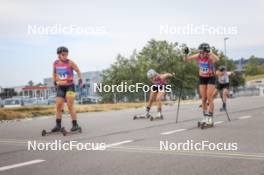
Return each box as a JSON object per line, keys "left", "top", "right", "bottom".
{"left": 176, "top": 83, "right": 183, "bottom": 123}
{"left": 219, "top": 89, "right": 231, "bottom": 121}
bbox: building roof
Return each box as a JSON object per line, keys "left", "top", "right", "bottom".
{"left": 22, "top": 86, "right": 48, "bottom": 91}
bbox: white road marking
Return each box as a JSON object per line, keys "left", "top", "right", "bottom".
{"left": 105, "top": 140, "right": 133, "bottom": 148}
{"left": 22, "top": 118, "right": 33, "bottom": 121}
{"left": 238, "top": 115, "right": 252, "bottom": 120}
{"left": 161, "top": 129, "right": 187, "bottom": 135}
{"left": 214, "top": 121, "right": 224, "bottom": 125}
{"left": 0, "top": 159, "right": 45, "bottom": 172}
{"left": 109, "top": 146, "right": 264, "bottom": 160}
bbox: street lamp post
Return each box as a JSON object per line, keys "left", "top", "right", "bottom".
{"left": 224, "top": 37, "right": 229, "bottom": 68}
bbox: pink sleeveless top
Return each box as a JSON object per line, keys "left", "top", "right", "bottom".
{"left": 196, "top": 56, "right": 215, "bottom": 77}
{"left": 153, "top": 75, "right": 166, "bottom": 85}
{"left": 53, "top": 59, "right": 74, "bottom": 85}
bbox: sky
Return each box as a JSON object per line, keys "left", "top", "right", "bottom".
{"left": 0, "top": 0, "right": 263, "bottom": 87}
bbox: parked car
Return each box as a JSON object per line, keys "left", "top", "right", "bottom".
{"left": 0, "top": 99, "right": 4, "bottom": 108}
{"left": 47, "top": 97, "right": 56, "bottom": 105}
{"left": 79, "top": 97, "right": 94, "bottom": 104}
{"left": 31, "top": 98, "right": 49, "bottom": 105}
{"left": 23, "top": 98, "right": 35, "bottom": 106}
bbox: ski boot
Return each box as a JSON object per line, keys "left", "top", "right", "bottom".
{"left": 198, "top": 117, "right": 207, "bottom": 128}
{"left": 61, "top": 124, "right": 82, "bottom": 136}
{"left": 200, "top": 116, "right": 214, "bottom": 129}
{"left": 198, "top": 111, "right": 208, "bottom": 128}
{"left": 150, "top": 112, "right": 163, "bottom": 121}
{"left": 41, "top": 125, "right": 64, "bottom": 136}
{"left": 71, "top": 124, "right": 82, "bottom": 132}
{"left": 51, "top": 125, "right": 62, "bottom": 132}
{"left": 133, "top": 112, "right": 151, "bottom": 120}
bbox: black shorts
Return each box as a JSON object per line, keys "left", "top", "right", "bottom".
{"left": 151, "top": 85, "right": 165, "bottom": 92}
{"left": 56, "top": 84, "right": 75, "bottom": 99}
{"left": 199, "top": 76, "right": 216, "bottom": 85}
{"left": 218, "top": 83, "right": 230, "bottom": 90}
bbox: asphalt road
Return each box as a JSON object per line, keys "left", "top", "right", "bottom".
{"left": 0, "top": 96, "right": 264, "bottom": 175}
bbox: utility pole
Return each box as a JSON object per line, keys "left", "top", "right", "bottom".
{"left": 224, "top": 37, "right": 229, "bottom": 68}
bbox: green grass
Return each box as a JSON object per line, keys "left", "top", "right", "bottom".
{"left": 246, "top": 74, "right": 264, "bottom": 81}
{"left": 0, "top": 103, "right": 145, "bottom": 120}
{"left": 0, "top": 99, "right": 201, "bottom": 121}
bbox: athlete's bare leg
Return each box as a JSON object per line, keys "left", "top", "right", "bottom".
{"left": 223, "top": 88, "right": 229, "bottom": 103}
{"left": 147, "top": 91, "right": 157, "bottom": 108}
{"left": 66, "top": 94, "right": 77, "bottom": 120}
{"left": 55, "top": 97, "right": 64, "bottom": 119}
{"left": 156, "top": 91, "right": 165, "bottom": 113}
{"left": 199, "top": 85, "right": 207, "bottom": 112}
{"left": 207, "top": 84, "right": 216, "bottom": 114}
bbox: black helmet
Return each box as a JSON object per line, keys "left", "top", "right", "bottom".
{"left": 57, "top": 46, "right": 69, "bottom": 54}
{"left": 198, "top": 43, "right": 210, "bottom": 53}
{"left": 219, "top": 65, "right": 226, "bottom": 72}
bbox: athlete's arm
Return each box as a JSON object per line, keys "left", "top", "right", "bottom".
{"left": 160, "top": 73, "right": 175, "bottom": 80}
{"left": 215, "top": 70, "right": 221, "bottom": 77}
{"left": 227, "top": 71, "right": 235, "bottom": 76}
{"left": 52, "top": 64, "right": 57, "bottom": 85}
{"left": 209, "top": 53, "right": 219, "bottom": 63}
{"left": 70, "top": 61, "right": 82, "bottom": 79}
{"left": 184, "top": 53, "right": 199, "bottom": 61}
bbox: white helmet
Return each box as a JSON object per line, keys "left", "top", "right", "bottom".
{"left": 147, "top": 69, "right": 157, "bottom": 79}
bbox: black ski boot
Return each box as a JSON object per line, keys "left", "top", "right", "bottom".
{"left": 51, "top": 125, "right": 62, "bottom": 132}
{"left": 71, "top": 124, "right": 80, "bottom": 132}
{"left": 71, "top": 120, "right": 81, "bottom": 132}
{"left": 51, "top": 119, "right": 62, "bottom": 132}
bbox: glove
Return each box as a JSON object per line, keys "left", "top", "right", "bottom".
{"left": 183, "top": 47, "right": 189, "bottom": 55}
{"left": 78, "top": 79, "right": 83, "bottom": 87}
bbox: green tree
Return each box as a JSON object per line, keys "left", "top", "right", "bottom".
{"left": 27, "top": 81, "right": 34, "bottom": 86}
{"left": 99, "top": 40, "right": 245, "bottom": 102}
{"left": 244, "top": 56, "right": 264, "bottom": 75}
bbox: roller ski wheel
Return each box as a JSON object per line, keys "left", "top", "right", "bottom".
{"left": 41, "top": 129, "right": 47, "bottom": 136}
{"left": 133, "top": 114, "right": 150, "bottom": 120}
{"left": 198, "top": 118, "right": 207, "bottom": 128}
{"left": 197, "top": 121, "right": 201, "bottom": 128}
{"left": 149, "top": 115, "right": 163, "bottom": 121}
{"left": 200, "top": 122, "right": 214, "bottom": 130}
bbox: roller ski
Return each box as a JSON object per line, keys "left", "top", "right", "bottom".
{"left": 198, "top": 111, "right": 208, "bottom": 128}
{"left": 41, "top": 126, "right": 65, "bottom": 136}
{"left": 149, "top": 112, "right": 164, "bottom": 121}
{"left": 200, "top": 116, "right": 214, "bottom": 129}
{"left": 197, "top": 118, "right": 207, "bottom": 128}
{"left": 61, "top": 124, "right": 82, "bottom": 136}
{"left": 133, "top": 113, "right": 151, "bottom": 120}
